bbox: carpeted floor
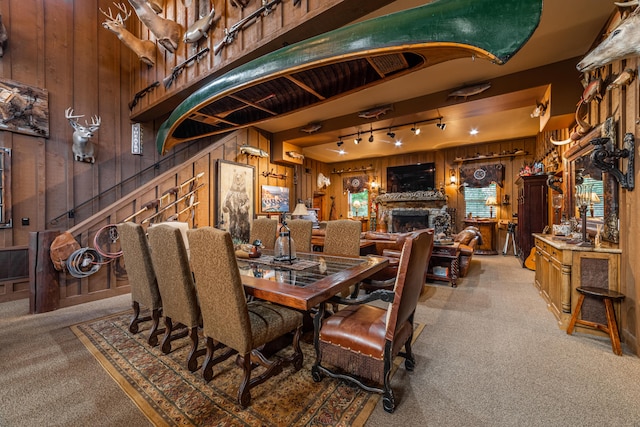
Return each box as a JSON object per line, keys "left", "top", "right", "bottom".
{"left": 71, "top": 311, "right": 423, "bottom": 426}
{"left": 3, "top": 255, "right": 640, "bottom": 426}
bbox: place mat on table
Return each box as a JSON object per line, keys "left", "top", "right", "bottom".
{"left": 239, "top": 254, "right": 320, "bottom": 270}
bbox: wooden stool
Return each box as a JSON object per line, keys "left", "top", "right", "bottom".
{"left": 567, "top": 286, "right": 625, "bottom": 356}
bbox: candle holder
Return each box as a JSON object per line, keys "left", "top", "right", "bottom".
{"left": 575, "top": 184, "right": 593, "bottom": 247}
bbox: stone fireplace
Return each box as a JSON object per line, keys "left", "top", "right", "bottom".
{"left": 375, "top": 191, "right": 452, "bottom": 234}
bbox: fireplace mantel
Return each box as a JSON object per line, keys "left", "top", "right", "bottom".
{"left": 375, "top": 190, "right": 446, "bottom": 205}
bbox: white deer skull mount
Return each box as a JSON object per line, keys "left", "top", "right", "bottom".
{"left": 65, "top": 107, "right": 101, "bottom": 164}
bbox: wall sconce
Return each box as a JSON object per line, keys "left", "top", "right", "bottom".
{"left": 370, "top": 176, "right": 378, "bottom": 190}
{"left": 546, "top": 171, "right": 563, "bottom": 194}
{"left": 590, "top": 133, "right": 635, "bottom": 191}
{"left": 449, "top": 169, "right": 457, "bottom": 185}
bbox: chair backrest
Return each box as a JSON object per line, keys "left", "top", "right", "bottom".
{"left": 147, "top": 224, "right": 200, "bottom": 328}
{"left": 323, "top": 219, "right": 361, "bottom": 257}
{"left": 249, "top": 218, "right": 278, "bottom": 249}
{"left": 117, "top": 222, "right": 161, "bottom": 309}
{"left": 287, "top": 219, "right": 313, "bottom": 252}
{"left": 187, "top": 227, "right": 253, "bottom": 354}
{"left": 385, "top": 229, "right": 434, "bottom": 341}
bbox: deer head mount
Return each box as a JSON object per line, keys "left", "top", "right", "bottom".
{"left": 65, "top": 108, "right": 101, "bottom": 164}
{"left": 127, "top": 0, "right": 183, "bottom": 53}
{"left": 100, "top": 3, "right": 156, "bottom": 67}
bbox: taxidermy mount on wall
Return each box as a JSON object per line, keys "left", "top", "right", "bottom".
{"left": 184, "top": 2, "right": 219, "bottom": 45}
{"left": 100, "top": 3, "right": 156, "bottom": 67}
{"left": 127, "top": 0, "right": 183, "bottom": 53}
{"left": 65, "top": 108, "right": 101, "bottom": 164}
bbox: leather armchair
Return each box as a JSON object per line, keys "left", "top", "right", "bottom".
{"left": 312, "top": 230, "right": 434, "bottom": 413}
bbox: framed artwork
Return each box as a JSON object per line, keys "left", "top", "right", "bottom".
{"left": 0, "top": 78, "right": 49, "bottom": 137}
{"left": 261, "top": 185, "right": 290, "bottom": 213}
{"left": 217, "top": 160, "right": 254, "bottom": 244}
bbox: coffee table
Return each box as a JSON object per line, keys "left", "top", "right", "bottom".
{"left": 426, "top": 242, "right": 461, "bottom": 287}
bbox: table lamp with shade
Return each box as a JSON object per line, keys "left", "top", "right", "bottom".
{"left": 291, "top": 202, "right": 309, "bottom": 218}
{"left": 485, "top": 196, "right": 499, "bottom": 218}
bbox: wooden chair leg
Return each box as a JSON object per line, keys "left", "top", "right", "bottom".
{"left": 147, "top": 308, "right": 163, "bottom": 347}
{"left": 566, "top": 294, "right": 585, "bottom": 335}
{"left": 129, "top": 301, "right": 141, "bottom": 333}
{"left": 604, "top": 298, "right": 622, "bottom": 356}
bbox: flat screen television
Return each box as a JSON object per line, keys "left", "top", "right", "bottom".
{"left": 387, "top": 163, "right": 436, "bottom": 192}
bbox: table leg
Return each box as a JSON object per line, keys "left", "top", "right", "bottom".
{"left": 450, "top": 256, "right": 459, "bottom": 287}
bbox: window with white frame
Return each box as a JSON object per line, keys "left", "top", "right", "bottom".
{"left": 463, "top": 183, "right": 497, "bottom": 218}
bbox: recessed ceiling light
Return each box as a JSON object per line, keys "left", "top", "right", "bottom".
{"left": 338, "top": 149, "right": 345, "bottom": 155}
{"left": 395, "top": 141, "right": 402, "bottom": 147}
{"left": 470, "top": 128, "right": 479, "bottom": 135}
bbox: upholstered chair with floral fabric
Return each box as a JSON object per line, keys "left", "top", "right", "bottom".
{"left": 187, "top": 227, "right": 304, "bottom": 408}
{"left": 147, "top": 224, "right": 204, "bottom": 372}
{"left": 249, "top": 218, "right": 278, "bottom": 249}
{"left": 287, "top": 219, "right": 313, "bottom": 253}
{"left": 117, "top": 222, "right": 163, "bottom": 346}
{"left": 312, "top": 229, "right": 434, "bottom": 413}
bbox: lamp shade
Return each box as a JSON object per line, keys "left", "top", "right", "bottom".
{"left": 291, "top": 203, "right": 309, "bottom": 216}
{"left": 485, "top": 196, "right": 498, "bottom": 206}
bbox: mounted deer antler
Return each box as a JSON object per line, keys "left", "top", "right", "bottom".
{"left": 65, "top": 108, "right": 101, "bottom": 164}
{"left": 127, "top": 0, "right": 183, "bottom": 53}
{"left": 100, "top": 3, "right": 156, "bottom": 66}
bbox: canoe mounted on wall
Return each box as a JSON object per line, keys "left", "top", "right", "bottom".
{"left": 156, "top": 0, "right": 543, "bottom": 155}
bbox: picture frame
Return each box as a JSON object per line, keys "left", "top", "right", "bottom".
{"left": 261, "top": 185, "right": 290, "bottom": 213}
{"left": 216, "top": 160, "right": 255, "bottom": 244}
{"left": 0, "top": 77, "right": 50, "bottom": 138}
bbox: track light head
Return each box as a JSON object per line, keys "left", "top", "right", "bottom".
{"left": 337, "top": 140, "right": 343, "bottom": 147}
{"left": 368, "top": 133, "right": 374, "bottom": 143}
{"left": 387, "top": 130, "right": 395, "bottom": 138}
{"left": 436, "top": 119, "right": 446, "bottom": 130}
{"left": 411, "top": 124, "right": 420, "bottom": 135}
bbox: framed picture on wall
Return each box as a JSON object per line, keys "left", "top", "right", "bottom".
{"left": 216, "top": 160, "right": 254, "bottom": 244}
{"left": 261, "top": 185, "right": 290, "bottom": 213}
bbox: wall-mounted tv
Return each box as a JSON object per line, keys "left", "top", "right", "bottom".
{"left": 387, "top": 163, "right": 436, "bottom": 192}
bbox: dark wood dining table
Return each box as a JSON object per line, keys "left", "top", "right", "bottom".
{"left": 237, "top": 251, "right": 389, "bottom": 311}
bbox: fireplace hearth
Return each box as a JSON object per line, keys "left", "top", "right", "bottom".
{"left": 391, "top": 209, "right": 429, "bottom": 233}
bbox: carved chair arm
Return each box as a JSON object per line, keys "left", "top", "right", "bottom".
{"left": 329, "top": 289, "right": 394, "bottom": 306}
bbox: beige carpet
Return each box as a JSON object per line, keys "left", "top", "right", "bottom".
{"left": 71, "top": 310, "right": 424, "bottom": 426}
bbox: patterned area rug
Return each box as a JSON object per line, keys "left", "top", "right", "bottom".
{"left": 72, "top": 311, "right": 424, "bottom": 426}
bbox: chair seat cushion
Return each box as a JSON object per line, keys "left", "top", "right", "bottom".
{"left": 319, "top": 304, "right": 387, "bottom": 359}
{"left": 248, "top": 301, "right": 303, "bottom": 347}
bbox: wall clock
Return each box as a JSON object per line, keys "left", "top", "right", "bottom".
{"left": 473, "top": 168, "right": 486, "bottom": 180}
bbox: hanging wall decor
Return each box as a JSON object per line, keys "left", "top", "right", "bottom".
{"left": 0, "top": 78, "right": 49, "bottom": 137}
{"left": 459, "top": 164, "right": 504, "bottom": 188}
{"left": 217, "top": 160, "right": 255, "bottom": 244}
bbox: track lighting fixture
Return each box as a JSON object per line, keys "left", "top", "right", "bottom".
{"left": 411, "top": 124, "right": 420, "bottom": 135}
{"left": 336, "top": 115, "right": 442, "bottom": 145}
{"left": 368, "top": 132, "right": 374, "bottom": 143}
{"left": 387, "top": 128, "right": 395, "bottom": 138}
{"left": 337, "top": 139, "right": 343, "bottom": 147}
{"left": 437, "top": 119, "right": 446, "bottom": 130}
{"left": 354, "top": 132, "right": 361, "bottom": 144}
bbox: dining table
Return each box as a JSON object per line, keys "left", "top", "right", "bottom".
{"left": 236, "top": 250, "right": 389, "bottom": 311}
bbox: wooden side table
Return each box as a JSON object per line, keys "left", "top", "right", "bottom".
{"left": 426, "top": 242, "right": 461, "bottom": 287}
{"left": 464, "top": 218, "right": 498, "bottom": 255}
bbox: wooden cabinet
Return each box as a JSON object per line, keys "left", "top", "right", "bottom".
{"left": 516, "top": 175, "right": 548, "bottom": 267}
{"left": 534, "top": 234, "right": 621, "bottom": 331}
{"left": 463, "top": 218, "right": 497, "bottom": 255}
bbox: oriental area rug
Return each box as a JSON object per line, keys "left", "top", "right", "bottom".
{"left": 72, "top": 311, "right": 424, "bottom": 427}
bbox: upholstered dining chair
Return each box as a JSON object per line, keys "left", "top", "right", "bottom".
{"left": 287, "top": 219, "right": 313, "bottom": 253}
{"left": 116, "top": 222, "right": 163, "bottom": 346}
{"left": 324, "top": 219, "right": 363, "bottom": 298}
{"left": 249, "top": 218, "right": 278, "bottom": 249}
{"left": 312, "top": 229, "right": 434, "bottom": 413}
{"left": 147, "top": 224, "right": 204, "bottom": 372}
{"left": 323, "top": 219, "right": 362, "bottom": 257}
{"left": 187, "top": 226, "right": 303, "bottom": 407}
